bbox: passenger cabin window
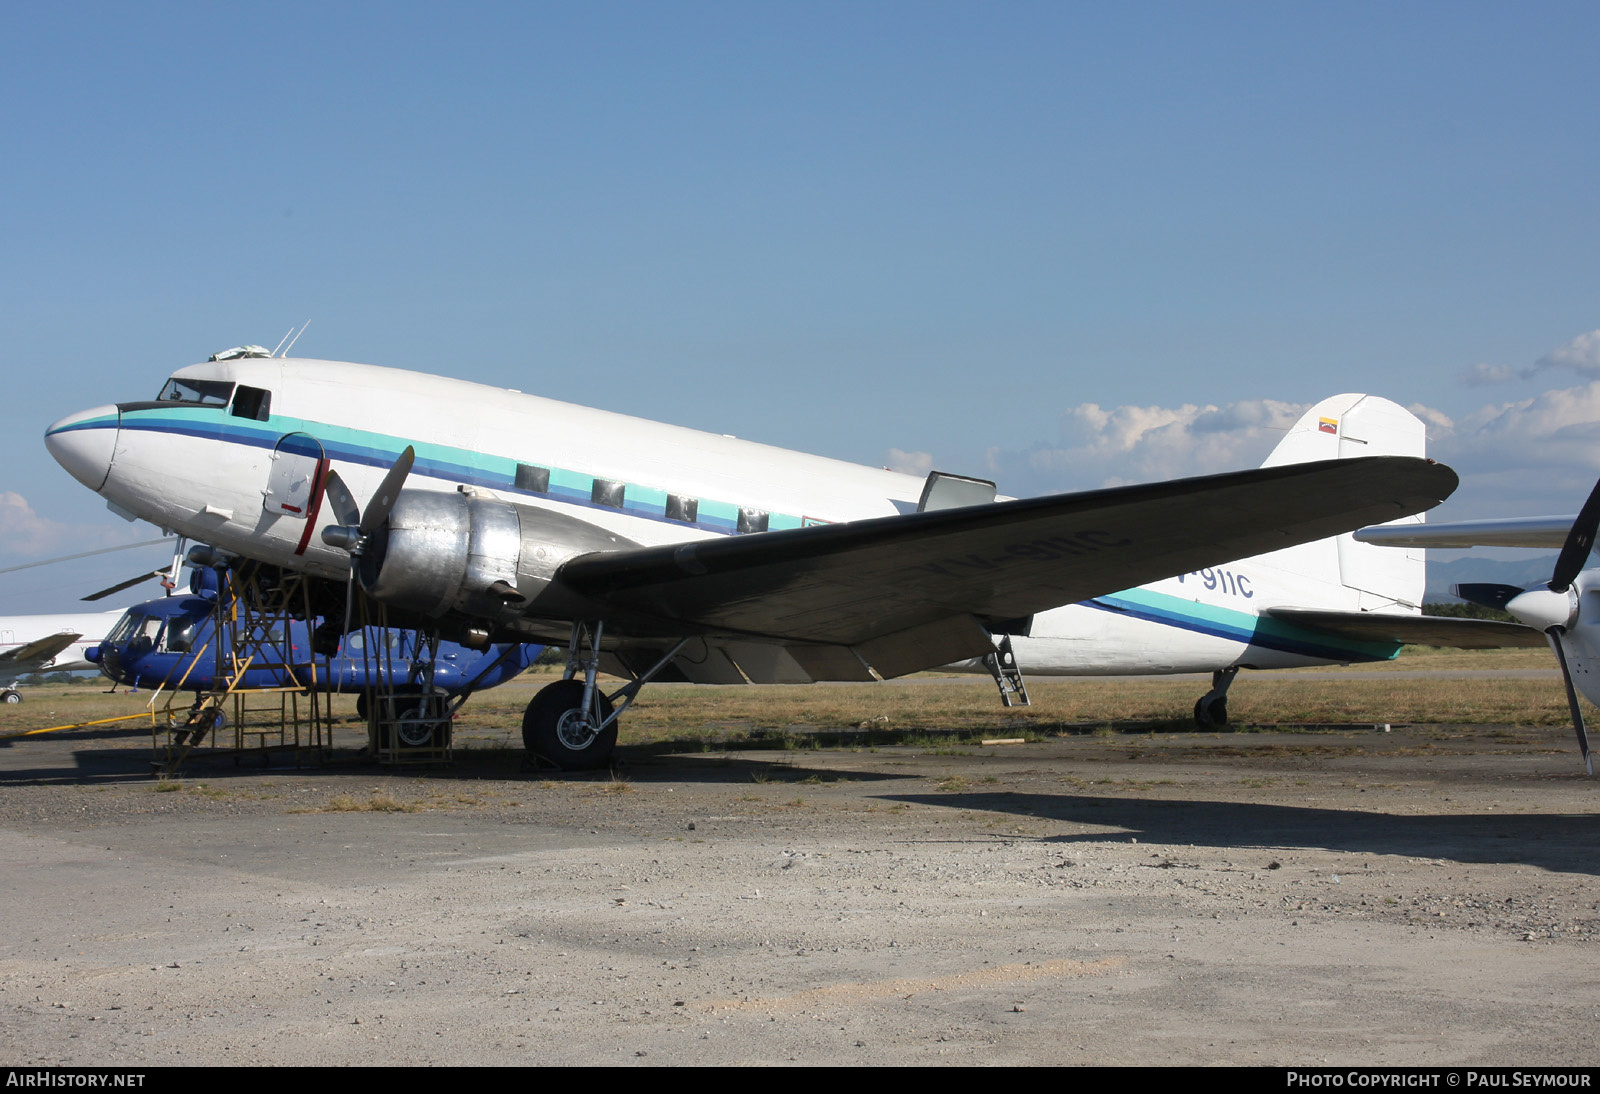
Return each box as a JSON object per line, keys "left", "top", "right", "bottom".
{"left": 738, "top": 507, "right": 769, "bottom": 534}
{"left": 157, "top": 377, "right": 235, "bottom": 406}
{"left": 164, "top": 620, "right": 197, "bottom": 653}
{"left": 591, "top": 479, "right": 625, "bottom": 509}
{"left": 666, "top": 494, "right": 698, "bottom": 523}
{"left": 231, "top": 386, "right": 272, "bottom": 421}
{"left": 515, "top": 464, "right": 550, "bottom": 493}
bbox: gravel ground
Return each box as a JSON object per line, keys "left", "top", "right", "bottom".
{"left": 0, "top": 715, "right": 1596, "bottom": 1066}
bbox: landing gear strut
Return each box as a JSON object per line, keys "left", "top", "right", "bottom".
{"left": 1193, "top": 667, "right": 1238, "bottom": 728}
{"left": 522, "top": 623, "right": 687, "bottom": 771}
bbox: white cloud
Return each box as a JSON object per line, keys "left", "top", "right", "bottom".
{"left": 1461, "top": 362, "right": 1518, "bottom": 386}
{"left": 884, "top": 448, "right": 935, "bottom": 476}
{"left": 1423, "top": 382, "right": 1600, "bottom": 514}
{"left": 1459, "top": 329, "right": 1600, "bottom": 386}
{"left": 984, "top": 398, "right": 1308, "bottom": 495}
{"left": 976, "top": 384, "right": 1600, "bottom": 518}
{"left": 1536, "top": 330, "right": 1600, "bottom": 377}
{"left": 0, "top": 491, "right": 137, "bottom": 558}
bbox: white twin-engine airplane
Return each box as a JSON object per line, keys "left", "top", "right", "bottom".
{"left": 42, "top": 356, "right": 1522, "bottom": 768}
{"left": 0, "top": 612, "right": 121, "bottom": 702}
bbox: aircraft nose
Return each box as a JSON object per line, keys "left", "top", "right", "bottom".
{"left": 44, "top": 405, "right": 118, "bottom": 492}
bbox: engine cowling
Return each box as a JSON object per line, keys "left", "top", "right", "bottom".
{"left": 358, "top": 490, "right": 637, "bottom": 622}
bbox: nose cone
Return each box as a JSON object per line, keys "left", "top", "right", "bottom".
{"left": 1506, "top": 585, "right": 1578, "bottom": 632}
{"left": 45, "top": 406, "right": 118, "bottom": 492}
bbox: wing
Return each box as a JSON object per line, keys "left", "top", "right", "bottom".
{"left": 552, "top": 455, "right": 1457, "bottom": 678}
{"left": 0, "top": 631, "right": 83, "bottom": 669}
{"left": 1263, "top": 608, "right": 1545, "bottom": 649}
{"left": 1354, "top": 515, "right": 1573, "bottom": 549}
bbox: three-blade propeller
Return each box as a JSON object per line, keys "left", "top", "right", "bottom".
{"left": 1455, "top": 477, "right": 1600, "bottom": 775}
{"left": 319, "top": 447, "right": 416, "bottom": 648}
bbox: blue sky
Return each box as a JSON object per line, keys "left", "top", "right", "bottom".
{"left": 4, "top": 2, "right": 1599, "bottom": 611}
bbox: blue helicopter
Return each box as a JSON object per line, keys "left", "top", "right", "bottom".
{"left": 86, "top": 563, "right": 543, "bottom": 741}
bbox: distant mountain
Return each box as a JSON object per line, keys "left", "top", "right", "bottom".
{"left": 1425, "top": 554, "right": 1559, "bottom": 604}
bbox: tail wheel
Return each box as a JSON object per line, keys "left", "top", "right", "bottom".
{"left": 523, "top": 679, "right": 617, "bottom": 770}
{"left": 1193, "top": 696, "right": 1228, "bottom": 728}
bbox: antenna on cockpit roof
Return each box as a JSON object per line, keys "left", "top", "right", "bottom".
{"left": 279, "top": 319, "right": 312, "bottom": 358}
{"left": 269, "top": 328, "right": 294, "bottom": 357}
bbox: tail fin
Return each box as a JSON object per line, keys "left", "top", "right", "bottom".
{"left": 1259, "top": 394, "right": 1427, "bottom": 612}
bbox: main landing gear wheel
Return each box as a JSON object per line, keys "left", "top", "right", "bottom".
{"left": 523, "top": 679, "right": 617, "bottom": 771}
{"left": 2, "top": 690, "right": 20, "bottom": 705}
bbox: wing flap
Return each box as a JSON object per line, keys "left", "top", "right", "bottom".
{"left": 554, "top": 456, "right": 1457, "bottom": 651}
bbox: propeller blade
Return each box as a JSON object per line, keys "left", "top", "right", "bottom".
{"left": 322, "top": 469, "right": 361, "bottom": 528}
{"left": 81, "top": 569, "right": 169, "bottom": 602}
{"left": 1551, "top": 477, "right": 1600, "bottom": 591}
{"left": 1546, "top": 628, "right": 1595, "bottom": 776}
{"left": 1452, "top": 583, "right": 1526, "bottom": 612}
{"left": 359, "top": 446, "right": 415, "bottom": 537}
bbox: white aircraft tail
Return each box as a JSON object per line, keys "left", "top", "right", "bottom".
{"left": 1258, "top": 394, "right": 1428, "bottom": 612}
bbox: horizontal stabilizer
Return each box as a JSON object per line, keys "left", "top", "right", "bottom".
{"left": 1264, "top": 608, "right": 1543, "bottom": 649}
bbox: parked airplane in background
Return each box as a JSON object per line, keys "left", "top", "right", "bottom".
{"left": 45, "top": 353, "right": 1475, "bottom": 767}
{"left": 1357, "top": 485, "right": 1600, "bottom": 774}
{"left": 0, "top": 611, "right": 123, "bottom": 703}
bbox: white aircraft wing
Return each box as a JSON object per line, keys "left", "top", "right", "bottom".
{"left": 0, "top": 631, "right": 84, "bottom": 669}
{"left": 1353, "top": 515, "right": 1574, "bottom": 549}
{"left": 552, "top": 456, "right": 1458, "bottom": 678}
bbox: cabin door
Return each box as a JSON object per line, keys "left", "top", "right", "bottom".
{"left": 264, "top": 432, "right": 327, "bottom": 519}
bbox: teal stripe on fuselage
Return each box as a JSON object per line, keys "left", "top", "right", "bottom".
{"left": 1087, "top": 587, "right": 1400, "bottom": 664}
{"left": 103, "top": 406, "right": 809, "bottom": 536}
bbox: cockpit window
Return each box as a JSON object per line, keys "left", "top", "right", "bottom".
{"left": 157, "top": 377, "right": 235, "bottom": 406}
{"left": 231, "top": 385, "right": 272, "bottom": 421}
{"left": 105, "top": 612, "right": 141, "bottom": 646}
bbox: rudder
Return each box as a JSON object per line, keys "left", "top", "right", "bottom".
{"left": 1260, "top": 394, "right": 1427, "bottom": 611}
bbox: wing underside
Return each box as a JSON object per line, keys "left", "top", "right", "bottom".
{"left": 547, "top": 456, "right": 1458, "bottom": 681}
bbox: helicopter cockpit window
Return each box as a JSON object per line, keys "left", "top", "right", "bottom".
{"left": 126, "top": 616, "right": 164, "bottom": 656}
{"left": 157, "top": 377, "right": 235, "bottom": 406}
{"left": 105, "top": 612, "right": 140, "bottom": 647}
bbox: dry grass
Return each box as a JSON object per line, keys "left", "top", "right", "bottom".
{"left": 3, "top": 646, "right": 1576, "bottom": 765}
{"left": 293, "top": 790, "right": 420, "bottom": 814}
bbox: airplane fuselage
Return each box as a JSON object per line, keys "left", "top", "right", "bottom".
{"left": 46, "top": 359, "right": 1410, "bottom": 679}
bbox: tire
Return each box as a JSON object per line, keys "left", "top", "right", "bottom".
{"left": 2, "top": 691, "right": 20, "bottom": 705}
{"left": 1193, "top": 696, "right": 1228, "bottom": 729}
{"left": 396, "top": 702, "right": 450, "bottom": 748}
{"left": 522, "top": 679, "right": 617, "bottom": 771}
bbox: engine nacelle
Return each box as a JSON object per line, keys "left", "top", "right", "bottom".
{"left": 359, "top": 490, "right": 637, "bottom": 621}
